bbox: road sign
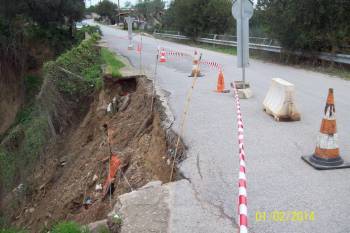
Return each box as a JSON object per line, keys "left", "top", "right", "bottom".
{"left": 126, "top": 16, "right": 134, "bottom": 49}
{"left": 232, "top": 0, "right": 253, "bottom": 68}
{"left": 232, "top": 0, "right": 254, "bottom": 20}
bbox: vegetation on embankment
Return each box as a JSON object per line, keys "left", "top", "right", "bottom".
{"left": 0, "top": 0, "right": 85, "bottom": 136}
{"left": 101, "top": 48, "right": 125, "bottom": 77}
{"left": 0, "top": 32, "right": 101, "bottom": 188}
{"left": 0, "top": 29, "right": 125, "bottom": 229}
{"left": 0, "top": 221, "right": 109, "bottom": 233}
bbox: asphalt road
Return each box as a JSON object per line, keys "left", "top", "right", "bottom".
{"left": 95, "top": 22, "right": 350, "bottom": 233}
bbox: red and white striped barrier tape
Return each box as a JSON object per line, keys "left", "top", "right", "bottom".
{"left": 168, "top": 50, "right": 187, "bottom": 57}
{"left": 159, "top": 47, "right": 191, "bottom": 57}
{"left": 200, "top": 60, "right": 223, "bottom": 71}
{"left": 232, "top": 82, "right": 248, "bottom": 233}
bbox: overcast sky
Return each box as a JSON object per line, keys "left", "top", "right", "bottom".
{"left": 86, "top": 0, "right": 170, "bottom": 8}
{"left": 86, "top": 0, "right": 257, "bottom": 8}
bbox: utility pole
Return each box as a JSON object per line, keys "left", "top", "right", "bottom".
{"left": 118, "top": 0, "right": 121, "bottom": 24}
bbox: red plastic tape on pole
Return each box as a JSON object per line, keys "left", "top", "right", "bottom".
{"left": 103, "top": 154, "right": 121, "bottom": 197}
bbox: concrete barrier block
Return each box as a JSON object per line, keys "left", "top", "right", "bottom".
{"left": 237, "top": 88, "right": 253, "bottom": 99}
{"left": 263, "top": 78, "right": 300, "bottom": 121}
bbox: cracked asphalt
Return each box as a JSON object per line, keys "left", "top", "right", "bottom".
{"left": 94, "top": 22, "right": 350, "bottom": 233}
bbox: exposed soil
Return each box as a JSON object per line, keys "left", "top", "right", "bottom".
{"left": 0, "top": 41, "right": 55, "bottom": 137}
{"left": 7, "top": 76, "right": 185, "bottom": 232}
{"left": 0, "top": 63, "right": 24, "bottom": 136}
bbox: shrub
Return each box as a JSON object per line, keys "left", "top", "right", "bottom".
{"left": 55, "top": 34, "right": 103, "bottom": 94}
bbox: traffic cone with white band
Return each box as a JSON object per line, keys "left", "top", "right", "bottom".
{"left": 302, "top": 88, "right": 350, "bottom": 169}
{"left": 159, "top": 49, "right": 166, "bottom": 63}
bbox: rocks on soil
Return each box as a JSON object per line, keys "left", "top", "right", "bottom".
{"left": 4, "top": 75, "right": 186, "bottom": 232}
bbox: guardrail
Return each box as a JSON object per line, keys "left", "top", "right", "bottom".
{"left": 154, "top": 32, "right": 189, "bottom": 40}
{"left": 154, "top": 31, "right": 350, "bottom": 65}
{"left": 318, "top": 52, "right": 350, "bottom": 65}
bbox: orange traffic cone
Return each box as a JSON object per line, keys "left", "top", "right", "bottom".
{"left": 302, "top": 88, "right": 350, "bottom": 169}
{"left": 159, "top": 49, "right": 166, "bottom": 63}
{"left": 216, "top": 70, "right": 225, "bottom": 92}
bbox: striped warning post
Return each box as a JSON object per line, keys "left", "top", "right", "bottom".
{"left": 232, "top": 82, "right": 248, "bottom": 233}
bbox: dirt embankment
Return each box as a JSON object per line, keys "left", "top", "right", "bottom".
{"left": 0, "top": 40, "right": 55, "bottom": 137}
{"left": 0, "top": 63, "right": 24, "bottom": 135}
{"left": 7, "top": 76, "right": 185, "bottom": 232}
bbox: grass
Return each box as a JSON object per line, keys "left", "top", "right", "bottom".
{"left": 0, "top": 110, "right": 48, "bottom": 191}
{"left": 326, "top": 66, "right": 350, "bottom": 80}
{"left": 56, "top": 33, "right": 103, "bottom": 91}
{"left": 0, "top": 228, "right": 27, "bottom": 233}
{"left": 153, "top": 35, "right": 237, "bottom": 56}
{"left": 0, "top": 147, "right": 16, "bottom": 190}
{"left": 188, "top": 41, "right": 237, "bottom": 55}
{"left": 50, "top": 221, "right": 111, "bottom": 233}
{"left": 51, "top": 222, "right": 90, "bottom": 233}
{"left": 101, "top": 48, "right": 125, "bottom": 77}
{"left": 251, "top": 50, "right": 350, "bottom": 80}
{"left": 0, "top": 221, "right": 111, "bottom": 233}
{"left": 24, "top": 74, "right": 42, "bottom": 98}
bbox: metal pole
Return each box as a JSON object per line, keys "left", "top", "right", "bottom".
{"left": 140, "top": 35, "right": 143, "bottom": 74}
{"left": 240, "top": 0, "right": 245, "bottom": 89}
{"left": 242, "top": 66, "right": 246, "bottom": 89}
{"left": 118, "top": 0, "right": 121, "bottom": 24}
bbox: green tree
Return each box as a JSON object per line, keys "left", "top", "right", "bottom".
{"left": 95, "top": 0, "right": 118, "bottom": 24}
{"left": 25, "top": 0, "right": 84, "bottom": 27}
{"left": 0, "top": 0, "right": 85, "bottom": 55}
{"left": 256, "top": 0, "right": 350, "bottom": 52}
{"left": 163, "top": 0, "right": 234, "bottom": 38}
{"left": 204, "top": 0, "right": 234, "bottom": 34}
{"left": 135, "top": 0, "right": 165, "bottom": 24}
{"left": 124, "top": 1, "right": 133, "bottom": 8}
